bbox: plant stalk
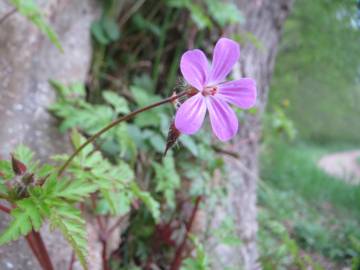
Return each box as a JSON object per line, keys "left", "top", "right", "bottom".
{"left": 0, "top": 203, "right": 10, "bottom": 214}
{"left": 170, "top": 196, "right": 202, "bottom": 270}
{"left": 58, "top": 90, "right": 187, "bottom": 176}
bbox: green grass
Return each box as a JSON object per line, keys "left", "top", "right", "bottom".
{"left": 261, "top": 141, "right": 360, "bottom": 217}
{"left": 259, "top": 140, "right": 360, "bottom": 269}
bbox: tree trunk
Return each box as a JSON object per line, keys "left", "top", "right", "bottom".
{"left": 206, "top": 1, "right": 293, "bottom": 269}
{"left": 0, "top": 1, "right": 99, "bottom": 269}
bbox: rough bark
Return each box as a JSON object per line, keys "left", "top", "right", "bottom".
{"left": 0, "top": 1, "right": 99, "bottom": 269}
{"left": 206, "top": 1, "right": 294, "bottom": 269}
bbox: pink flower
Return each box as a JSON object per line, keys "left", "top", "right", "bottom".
{"left": 175, "top": 38, "right": 257, "bottom": 141}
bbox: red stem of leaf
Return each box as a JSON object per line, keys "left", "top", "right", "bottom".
{"left": 1, "top": 205, "right": 54, "bottom": 270}
{"left": 170, "top": 196, "right": 202, "bottom": 270}
{"left": 25, "top": 230, "right": 54, "bottom": 270}
{"left": 101, "top": 239, "right": 110, "bottom": 270}
{"left": 106, "top": 215, "right": 127, "bottom": 238}
{"left": 58, "top": 90, "right": 188, "bottom": 176}
{"left": 68, "top": 251, "right": 76, "bottom": 270}
{"left": 25, "top": 233, "right": 46, "bottom": 269}
{"left": 0, "top": 203, "right": 10, "bottom": 214}
{"left": 32, "top": 230, "right": 54, "bottom": 270}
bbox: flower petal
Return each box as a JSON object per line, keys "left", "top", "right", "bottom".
{"left": 175, "top": 93, "right": 207, "bottom": 135}
{"left": 217, "top": 78, "right": 257, "bottom": 109}
{"left": 180, "top": 49, "right": 209, "bottom": 91}
{"left": 208, "top": 38, "right": 240, "bottom": 85}
{"left": 206, "top": 96, "right": 238, "bottom": 141}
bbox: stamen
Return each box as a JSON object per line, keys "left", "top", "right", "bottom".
{"left": 202, "top": 86, "right": 218, "bottom": 96}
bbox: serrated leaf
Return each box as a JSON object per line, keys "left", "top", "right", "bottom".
{"left": 102, "top": 17, "right": 120, "bottom": 41}
{"left": 13, "top": 145, "right": 36, "bottom": 171}
{"left": 153, "top": 154, "right": 180, "bottom": 209}
{"left": 56, "top": 179, "right": 98, "bottom": 201}
{"left": 131, "top": 183, "right": 160, "bottom": 221}
{"left": 179, "top": 136, "right": 199, "bottom": 157}
{"left": 207, "top": 0, "right": 244, "bottom": 27}
{"left": 103, "top": 91, "right": 129, "bottom": 114}
{"left": 0, "top": 198, "right": 43, "bottom": 245}
{"left": 10, "top": 0, "right": 63, "bottom": 51}
{"left": 91, "top": 20, "right": 110, "bottom": 45}
{"left": 0, "top": 160, "right": 15, "bottom": 180}
{"left": 49, "top": 201, "right": 88, "bottom": 269}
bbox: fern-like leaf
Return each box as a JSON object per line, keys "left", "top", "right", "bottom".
{"left": 49, "top": 200, "right": 88, "bottom": 270}
{"left": 0, "top": 198, "right": 43, "bottom": 245}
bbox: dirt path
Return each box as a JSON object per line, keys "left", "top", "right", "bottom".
{"left": 317, "top": 150, "right": 360, "bottom": 184}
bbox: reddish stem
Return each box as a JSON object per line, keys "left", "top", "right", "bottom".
{"left": 0, "top": 203, "right": 10, "bottom": 213}
{"left": 25, "top": 233, "right": 46, "bottom": 269}
{"left": 101, "top": 239, "right": 110, "bottom": 270}
{"left": 58, "top": 90, "right": 188, "bottom": 176}
{"left": 106, "top": 215, "right": 127, "bottom": 238}
{"left": 1, "top": 204, "right": 53, "bottom": 270}
{"left": 170, "top": 196, "right": 202, "bottom": 270}
{"left": 32, "top": 230, "right": 54, "bottom": 270}
{"left": 68, "top": 251, "right": 76, "bottom": 270}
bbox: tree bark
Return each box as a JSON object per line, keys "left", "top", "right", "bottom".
{"left": 206, "top": 1, "right": 294, "bottom": 269}
{"left": 0, "top": 1, "right": 99, "bottom": 269}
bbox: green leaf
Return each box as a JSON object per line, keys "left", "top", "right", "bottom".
{"left": 91, "top": 17, "right": 120, "bottom": 45}
{"left": 181, "top": 235, "right": 209, "bottom": 270}
{"left": 142, "top": 130, "right": 166, "bottom": 153}
{"left": 115, "top": 124, "right": 137, "bottom": 161}
{"left": 103, "top": 91, "right": 129, "bottom": 114}
{"left": 131, "top": 183, "right": 160, "bottom": 221}
{"left": 206, "top": 0, "right": 244, "bottom": 27}
{"left": 179, "top": 136, "right": 199, "bottom": 157}
{"left": 49, "top": 201, "right": 88, "bottom": 270}
{"left": 13, "top": 145, "right": 36, "bottom": 171}
{"left": 91, "top": 20, "right": 110, "bottom": 45}
{"left": 0, "top": 198, "right": 43, "bottom": 245}
{"left": 10, "top": 0, "right": 63, "bottom": 51}
{"left": 188, "top": 4, "right": 212, "bottom": 30}
{"left": 102, "top": 17, "right": 120, "bottom": 41}
{"left": 56, "top": 179, "right": 98, "bottom": 201}
{"left": 153, "top": 154, "right": 180, "bottom": 209}
{"left": 0, "top": 160, "right": 15, "bottom": 180}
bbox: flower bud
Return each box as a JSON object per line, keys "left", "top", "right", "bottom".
{"left": 11, "top": 155, "right": 27, "bottom": 175}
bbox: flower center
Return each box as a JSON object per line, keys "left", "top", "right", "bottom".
{"left": 202, "top": 86, "right": 218, "bottom": 96}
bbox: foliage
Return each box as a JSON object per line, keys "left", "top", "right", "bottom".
{"left": 166, "top": 0, "right": 243, "bottom": 30}
{"left": 260, "top": 141, "right": 360, "bottom": 268}
{"left": 153, "top": 154, "right": 180, "bottom": 209}
{"left": 0, "top": 145, "right": 89, "bottom": 268}
{"left": 92, "top": 17, "right": 121, "bottom": 45}
{"left": 2, "top": 0, "right": 253, "bottom": 268}
{"left": 269, "top": 0, "right": 360, "bottom": 143}
{"left": 9, "top": 0, "right": 63, "bottom": 51}
{"left": 0, "top": 126, "right": 161, "bottom": 268}
{"left": 48, "top": 69, "right": 227, "bottom": 266}
{"left": 181, "top": 235, "right": 209, "bottom": 270}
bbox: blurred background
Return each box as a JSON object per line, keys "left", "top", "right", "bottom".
{"left": 0, "top": 0, "right": 360, "bottom": 269}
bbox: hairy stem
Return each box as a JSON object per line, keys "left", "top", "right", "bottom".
{"left": 170, "top": 196, "right": 202, "bottom": 270}
{"left": 58, "top": 90, "right": 187, "bottom": 176}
